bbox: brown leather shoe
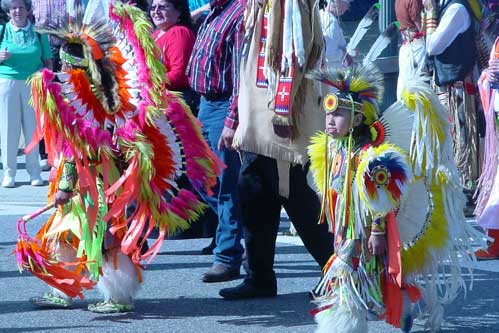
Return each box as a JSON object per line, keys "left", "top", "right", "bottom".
{"left": 202, "top": 263, "right": 240, "bottom": 283}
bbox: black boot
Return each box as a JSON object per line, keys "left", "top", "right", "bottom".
{"left": 219, "top": 279, "right": 277, "bottom": 300}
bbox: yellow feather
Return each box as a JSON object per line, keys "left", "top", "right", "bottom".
{"left": 401, "top": 83, "right": 447, "bottom": 177}
{"left": 307, "top": 132, "right": 329, "bottom": 196}
{"left": 467, "top": 0, "right": 483, "bottom": 22}
{"left": 401, "top": 181, "right": 448, "bottom": 274}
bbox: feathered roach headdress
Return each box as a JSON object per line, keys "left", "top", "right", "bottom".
{"left": 307, "top": 63, "right": 384, "bottom": 127}
{"left": 35, "top": 2, "right": 126, "bottom": 116}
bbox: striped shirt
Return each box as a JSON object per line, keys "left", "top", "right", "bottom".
{"left": 187, "top": 0, "right": 244, "bottom": 129}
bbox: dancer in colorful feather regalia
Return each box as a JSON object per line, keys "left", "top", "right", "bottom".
{"left": 307, "top": 63, "right": 481, "bottom": 332}
{"left": 15, "top": 1, "right": 222, "bottom": 313}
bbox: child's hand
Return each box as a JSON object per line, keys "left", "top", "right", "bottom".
{"left": 368, "top": 234, "right": 387, "bottom": 256}
{"left": 54, "top": 190, "right": 73, "bottom": 207}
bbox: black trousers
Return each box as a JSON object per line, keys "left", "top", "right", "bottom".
{"left": 239, "top": 152, "right": 335, "bottom": 287}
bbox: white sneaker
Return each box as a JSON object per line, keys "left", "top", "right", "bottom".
{"left": 1, "top": 177, "right": 15, "bottom": 188}
{"left": 40, "top": 159, "right": 51, "bottom": 172}
{"left": 30, "top": 178, "right": 45, "bottom": 186}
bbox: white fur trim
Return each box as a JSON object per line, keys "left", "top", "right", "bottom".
{"left": 96, "top": 252, "right": 141, "bottom": 303}
{"left": 315, "top": 304, "right": 367, "bottom": 333}
{"left": 51, "top": 242, "right": 77, "bottom": 301}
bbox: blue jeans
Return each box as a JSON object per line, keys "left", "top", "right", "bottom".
{"left": 198, "top": 96, "right": 243, "bottom": 268}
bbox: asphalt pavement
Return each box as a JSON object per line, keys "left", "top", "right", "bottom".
{"left": 1, "top": 160, "right": 499, "bottom": 333}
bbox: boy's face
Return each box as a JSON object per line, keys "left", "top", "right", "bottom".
{"left": 325, "top": 108, "right": 352, "bottom": 138}
{"left": 325, "top": 108, "right": 364, "bottom": 138}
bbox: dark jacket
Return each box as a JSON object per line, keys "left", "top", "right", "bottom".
{"left": 432, "top": 0, "right": 476, "bottom": 86}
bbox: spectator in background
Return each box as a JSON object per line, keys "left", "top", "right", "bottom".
{"left": 31, "top": 0, "right": 65, "bottom": 70}
{"left": 425, "top": 0, "right": 479, "bottom": 214}
{"left": 395, "top": 0, "right": 425, "bottom": 99}
{"left": 474, "top": 55, "right": 499, "bottom": 260}
{"left": 31, "top": 0, "right": 66, "bottom": 171}
{"left": 187, "top": 0, "right": 245, "bottom": 283}
{"left": 319, "top": 0, "right": 352, "bottom": 69}
{"left": 472, "top": 0, "right": 499, "bottom": 260}
{"left": 0, "top": 0, "right": 52, "bottom": 188}
{"left": 150, "top": 0, "right": 197, "bottom": 110}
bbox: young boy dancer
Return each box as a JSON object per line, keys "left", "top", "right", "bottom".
{"left": 307, "top": 63, "right": 481, "bottom": 332}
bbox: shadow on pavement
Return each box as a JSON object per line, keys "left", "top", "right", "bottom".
{"left": 275, "top": 245, "right": 307, "bottom": 255}
{"left": 275, "top": 272, "right": 321, "bottom": 279}
{"left": 90, "top": 292, "right": 315, "bottom": 328}
{"left": 144, "top": 262, "right": 212, "bottom": 271}
{"left": 157, "top": 250, "right": 205, "bottom": 256}
{"left": 0, "top": 326, "right": 100, "bottom": 332}
{"left": 0, "top": 300, "right": 90, "bottom": 315}
{"left": 0, "top": 271, "right": 32, "bottom": 279}
{"left": 273, "top": 264, "right": 320, "bottom": 271}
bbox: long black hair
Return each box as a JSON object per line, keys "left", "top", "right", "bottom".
{"left": 352, "top": 114, "right": 374, "bottom": 148}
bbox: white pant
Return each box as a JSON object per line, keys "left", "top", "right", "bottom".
{"left": 397, "top": 39, "right": 426, "bottom": 99}
{"left": 0, "top": 78, "right": 40, "bottom": 179}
